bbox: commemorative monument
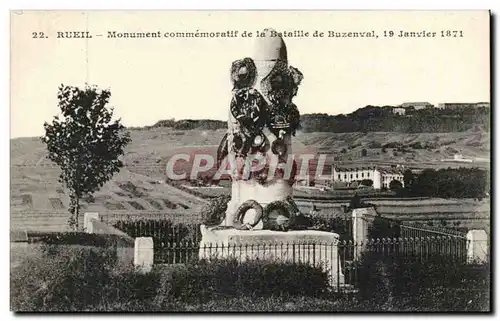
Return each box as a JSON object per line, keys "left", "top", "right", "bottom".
{"left": 199, "top": 28, "right": 343, "bottom": 285}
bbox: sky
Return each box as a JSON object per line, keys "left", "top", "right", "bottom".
{"left": 11, "top": 11, "right": 490, "bottom": 138}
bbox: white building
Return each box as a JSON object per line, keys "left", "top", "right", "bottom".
{"left": 441, "top": 154, "right": 473, "bottom": 163}
{"left": 332, "top": 166, "right": 405, "bottom": 190}
{"left": 437, "top": 102, "right": 490, "bottom": 110}
{"left": 392, "top": 107, "right": 406, "bottom": 116}
{"left": 399, "top": 102, "right": 433, "bottom": 110}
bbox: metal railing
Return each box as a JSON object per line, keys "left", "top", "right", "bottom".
{"left": 400, "top": 221, "right": 467, "bottom": 238}
{"left": 153, "top": 237, "right": 470, "bottom": 291}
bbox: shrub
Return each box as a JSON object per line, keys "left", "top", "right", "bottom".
{"left": 169, "top": 258, "right": 330, "bottom": 303}
{"left": 383, "top": 141, "right": 402, "bottom": 149}
{"left": 12, "top": 244, "right": 333, "bottom": 312}
{"left": 25, "top": 231, "right": 131, "bottom": 247}
{"left": 409, "top": 142, "right": 424, "bottom": 149}
{"left": 309, "top": 216, "right": 352, "bottom": 241}
{"left": 353, "top": 254, "right": 490, "bottom": 311}
{"left": 368, "top": 141, "right": 382, "bottom": 149}
{"left": 11, "top": 246, "right": 118, "bottom": 311}
{"left": 409, "top": 167, "right": 488, "bottom": 199}
{"left": 201, "top": 194, "right": 231, "bottom": 226}
{"left": 360, "top": 179, "right": 373, "bottom": 187}
{"left": 368, "top": 216, "right": 401, "bottom": 239}
{"left": 11, "top": 245, "right": 174, "bottom": 312}
{"left": 389, "top": 180, "right": 403, "bottom": 190}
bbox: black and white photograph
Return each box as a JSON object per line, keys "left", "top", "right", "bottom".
{"left": 9, "top": 10, "right": 491, "bottom": 312}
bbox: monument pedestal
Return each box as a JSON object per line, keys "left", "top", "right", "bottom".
{"left": 199, "top": 225, "right": 345, "bottom": 287}
{"left": 223, "top": 179, "right": 293, "bottom": 226}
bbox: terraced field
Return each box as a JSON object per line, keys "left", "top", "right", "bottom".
{"left": 294, "top": 198, "right": 490, "bottom": 233}
{"left": 10, "top": 164, "right": 207, "bottom": 232}
{"left": 10, "top": 128, "right": 490, "bottom": 233}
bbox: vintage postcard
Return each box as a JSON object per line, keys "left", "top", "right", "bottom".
{"left": 10, "top": 10, "right": 491, "bottom": 312}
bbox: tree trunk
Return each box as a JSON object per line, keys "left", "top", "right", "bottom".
{"left": 74, "top": 194, "right": 79, "bottom": 231}
{"left": 73, "top": 163, "right": 80, "bottom": 231}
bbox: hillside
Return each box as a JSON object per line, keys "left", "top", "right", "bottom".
{"left": 143, "top": 105, "right": 490, "bottom": 134}
{"left": 10, "top": 126, "right": 490, "bottom": 232}
{"left": 12, "top": 128, "right": 489, "bottom": 180}
{"left": 300, "top": 105, "right": 490, "bottom": 133}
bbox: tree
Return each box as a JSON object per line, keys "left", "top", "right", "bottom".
{"left": 41, "top": 85, "right": 131, "bottom": 230}
{"left": 360, "top": 179, "right": 373, "bottom": 187}
{"left": 349, "top": 193, "right": 362, "bottom": 209}
{"left": 389, "top": 179, "right": 403, "bottom": 190}
{"left": 403, "top": 169, "right": 414, "bottom": 187}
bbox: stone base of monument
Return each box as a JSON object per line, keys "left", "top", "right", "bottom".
{"left": 199, "top": 225, "right": 345, "bottom": 287}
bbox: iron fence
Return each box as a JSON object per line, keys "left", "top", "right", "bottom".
{"left": 153, "top": 237, "right": 470, "bottom": 291}
{"left": 111, "top": 219, "right": 201, "bottom": 245}
{"left": 100, "top": 212, "right": 202, "bottom": 224}
{"left": 400, "top": 221, "right": 468, "bottom": 238}
{"left": 368, "top": 215, "right": 469, "bottom": 240}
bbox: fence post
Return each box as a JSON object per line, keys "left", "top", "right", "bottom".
{"left": 352, "top": 207, "right": 377, "bottom": 260}
{"left": 84, "top": 212, "right": 100, "bottom": 233}
{"left": 134, "top": 237, "right": 154, "bottom": 273}
{"left": 466, "top": 230, "right": 488, "bottom": 264}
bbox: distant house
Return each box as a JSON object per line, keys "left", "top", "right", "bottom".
{"left": 441, "top": 153, "right": 473, "bottom": 163}
{"left": 476, "top": 102, "right": 490, "bottom": 108}
{"left": 332, "top": 165, "right": 405, "bottom": 190}
{"left": 399, "top": 102, "right": 433, "bottom": 110}
{"left": 437, "top": 102, "right": 490, "bottom": 110}
{"left": 392, "top": 107, "right": 406, "bottom": 115}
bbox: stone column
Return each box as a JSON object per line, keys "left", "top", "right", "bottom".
{"left": 352, "top": 207, "right": 377, "bottom": 260}
{"left": 466, "top": 230, "right": 488, "bottom": 263}
{"left": 221, "top": 28, "right": 302, "bottom": 229}
{"left": 134, "top": 237, "right": 154, "bottom": 273}
{"left": 83, "top": 212, "right": 100, "bottom": 233}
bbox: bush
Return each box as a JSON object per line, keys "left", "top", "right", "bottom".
{"left": 368, "top": 141, "right": 382, "bottom": 149}
{"left": 11, "top": 244, "right": 491, "bottom": 312}
{"left": 409, "top": 168, "right": 488, "bottom": 199}
{"left": 360, "top": 179, "right": 373, "bottom": 187}
{"left": 25, "top": 231, "right": 131, "bottom": 247}
{"left": 201, "top": 194, "right": 231, "bottom": 226}
{"left": 353, "top": 254, "right": 490, "bottom": 311}
{"left": 389, "top": 180, "right": 403, "bottom": 190}
{"left": 309, "top": 216, "right": 352, "bottom": 241}
{"left": 11, "top": 245, "right": 118, "bottom": 311}
{"left": 11, "top": 249, "right": 331, "bottom": 311}
{"left": 409, "top": 142, "right": 424, "bottom": 149}
{"left": 368, "top": 216, "right": 401, "bottom": 239}
{"left": 169, "top": 259, "right": 330, "bottom": 303}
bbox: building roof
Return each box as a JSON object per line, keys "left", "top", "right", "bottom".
{"left": 333, "top": 165, "right": 404, "bottom": 175}
{"left": 399, "top": 102, "right": 432, "bottom": 107}
{"left": 379, "top": 168, "right": 404, "bottom": 175}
